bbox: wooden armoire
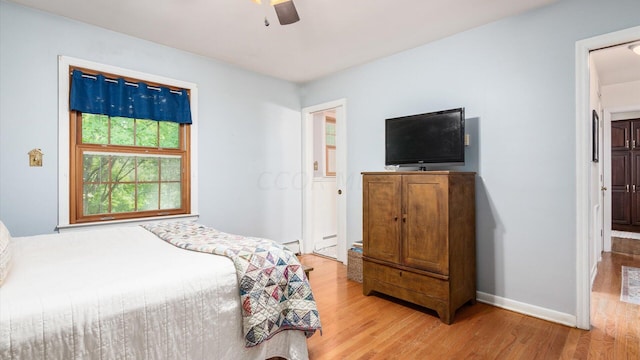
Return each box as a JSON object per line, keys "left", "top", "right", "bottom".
{"left": 611, "top": 118, "right": 640, "bottom": 232}
{"left": 361, "top": 171, "right": 476, "bottom": 324}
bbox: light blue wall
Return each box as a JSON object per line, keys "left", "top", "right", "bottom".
{"left": 300, "top": 0, "right": 640, "bottom": 315}
{"left": 2, "top": 0, "right": 640, "bottom": 318}
{"left": 0, "top": 1, "right": 302, "bottom": 242}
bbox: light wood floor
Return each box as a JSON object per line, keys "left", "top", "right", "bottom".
{"left": 299, "top": 252, "right": 640, "bottom": 359}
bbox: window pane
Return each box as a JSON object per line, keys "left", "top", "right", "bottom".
{"left": 159, "top": 122, "right": 180, "bottom": 148}
{"left": 82, "top": 114, "right": 109, "bottom": 144}
{"left": 160, "top": 182, "right": 181, "bottom": 209}
{"left": 111, "top": 156, "right": 136, "bottom": 183}
{"left": 83, "top": 154, "right": 109, "bottom": 183}
{"left": 161, "top": 158, "right": 181, "bottom": 181}
{"left": 83, "top": 184, "right": 109, "bottom": 215}
{"left": 81, "top": 152, "right": 183, "bottom": 216}
{"left": 326, "top": 123, "right": 336, "bottom": 135}
{"left": 138, "top": 183, "right": 159, "bottom": 211}
{"left": 111, "top": 184, "right": 135, "bottom": 213}
{"left": 110, "top": 117, "right": 135, "bottom": 146}
{"left": 138, "top": 158, "right": 159, "bottom": 182}
{"left": 136, "top": 119, "right": 158, "bottom": 147}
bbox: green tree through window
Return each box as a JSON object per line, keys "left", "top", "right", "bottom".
{"left": 71, "top": 111, "right": 190, "bottom": 223}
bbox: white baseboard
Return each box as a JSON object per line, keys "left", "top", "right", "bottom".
{"left": 476, "top": 291, "right": 577, "bottom": 327}
{"left": 282, "top": 239, "right": 301, "bottom": 255}
{"left": 611, "top": 230, "right": 640, "bottom": 240}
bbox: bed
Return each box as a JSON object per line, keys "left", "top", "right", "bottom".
{"left": 0, "top": 222, "right": 318, "bottom": 360}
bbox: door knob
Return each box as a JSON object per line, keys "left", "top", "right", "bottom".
{"left": 337, "top": 189, "right": 342, "bottom": 195}
{"left": 601, "top": 186, "right": 607, "bottom": 191}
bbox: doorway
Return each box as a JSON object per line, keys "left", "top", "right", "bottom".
{"left": 302, "top": 99, "right": 348, "bottom": 263}
{"left": 576, "top": 25, "right": 640, "bottom": 330}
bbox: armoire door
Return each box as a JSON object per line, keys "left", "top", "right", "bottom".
{"left": 632, "top": 152, "right": 640, "bottom": 226}
{"left": 363, "top": 175, "right": 402, "bottom": 263}
{"left": 611, "top": 118, "right": 640, "bottom": 232}
{"left": 401, "top": 175, "right": 448, "bottom": 275}
{"left": 632, "top": 120, "right": 640, "bottom": 151}
{"left": 611, "top": 151, "right": 631, "bottom": 225}
{"left": 611, "top": 121, "right": 630, "bottom": 151}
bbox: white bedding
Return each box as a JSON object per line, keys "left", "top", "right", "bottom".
{"left": 0, "top": 226, "right": 308, "bottom": 360}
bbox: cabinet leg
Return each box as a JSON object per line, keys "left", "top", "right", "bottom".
{"left": 437, "top": 309, "right": 453, "bottom": 325}
{"left": 363, "top": 280, "right": 373, "bottom": 296}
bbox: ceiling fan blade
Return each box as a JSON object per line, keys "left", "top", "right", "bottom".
{"left": 274, "top": 0, "right": 300, "bottom": 25}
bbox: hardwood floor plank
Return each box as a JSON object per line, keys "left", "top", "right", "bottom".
{"left": 300, "top": 252, "right": 640, "bottom": 359}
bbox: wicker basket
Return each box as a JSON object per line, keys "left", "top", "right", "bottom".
{"left": 347, "top": 249, "right": 363, "bottom": 283}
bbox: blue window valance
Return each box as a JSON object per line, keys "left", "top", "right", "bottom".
{"left": 70, "top": 70, "right": 192, "bottom": 124}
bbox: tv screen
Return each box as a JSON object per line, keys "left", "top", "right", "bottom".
{"left": 385, "top": 108, "right": 465, "bottom": 167}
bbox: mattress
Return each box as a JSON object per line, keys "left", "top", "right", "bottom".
{"left": 0, "top": 226, "right": 308, "bottom": 360}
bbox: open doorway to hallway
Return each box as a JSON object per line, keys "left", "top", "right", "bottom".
{"left": 581, "top": 27, "right": 640, "bottom": 330}
{"left": 591, "top": 41, "right": 640, "bottom": 255}
{"left": 576, "top": 25, "right": 640, "bottom": 330}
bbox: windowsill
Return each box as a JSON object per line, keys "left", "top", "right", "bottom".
{"left": 56, "top": 213, "right": 199, "bottom": 233}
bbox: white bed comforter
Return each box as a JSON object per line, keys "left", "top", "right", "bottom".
{"left": 0, "top": 226, "right": 308, "bottom": 360}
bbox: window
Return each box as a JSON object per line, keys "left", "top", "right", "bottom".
{"left": 325, "top": 116, "right": 336, "bottom": 176}
{"left": 66, "top": 65, "right": 193, "bottom": 224}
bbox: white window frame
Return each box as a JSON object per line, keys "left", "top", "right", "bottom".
{"left": 57, "top": 56, "right": 199, "bottom": 232}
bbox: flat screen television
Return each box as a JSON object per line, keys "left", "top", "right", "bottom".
{"left": 385, "top": 107, "right": 465, "bottom": 169}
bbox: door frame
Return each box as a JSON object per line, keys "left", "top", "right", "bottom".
{"left": 302, "top": 99, "right": 348, "bottom": 263}
{"left": 575, "top": 25, "right": 640, "bottom": 330}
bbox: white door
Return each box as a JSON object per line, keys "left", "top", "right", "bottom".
{"left": 302, "top": 99, "right": 348, "bottom": 263}
{"left": 311, "top": 178, "right": 338, "bottom": 256}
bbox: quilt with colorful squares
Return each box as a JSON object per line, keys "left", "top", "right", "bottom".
{"left": 142, "top": 221, "right": 321, "bottom": 347}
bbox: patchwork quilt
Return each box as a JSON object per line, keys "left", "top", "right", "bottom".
{"left": 142, "top": 222, "right": 321, "bottom": 347}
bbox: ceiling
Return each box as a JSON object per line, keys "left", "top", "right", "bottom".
{"left": 8, "top": 0, "right": 561, "bottom": 83}
{"left": 591, "top": 41, "right": 640, "bottom": 86}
